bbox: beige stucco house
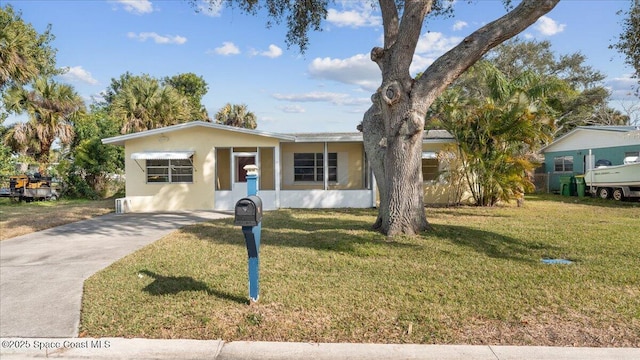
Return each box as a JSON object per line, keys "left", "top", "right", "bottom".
{"left": 101, "top": 121, "right": 460, "bottom": 212}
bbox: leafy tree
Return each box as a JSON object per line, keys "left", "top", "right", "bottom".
{"left": 60, "top": 106, "right": 124, "bottom": 199}
{"left": 163, "top": 73, "right": 210, "bottom": 121}
{"left": 486, "top": 39, "right": 620, "bottom": 135}
{"left": 102, "top": 71, "right": 133, "bottom": 106}
{"left": 429, "top": 62, "right": 561, "bottom": 206}
{"left": 214, "top": 103, "right": 257, "bottom": 129}
{"left": 198, "top": 0, "right": 559, "bottom": 236}
{"left": 611, "top": 0, "right": 639, "bottom": 95}
{"left": 108, "top": 74, "right": 191, "bottom": 134}
{"left": 2, "top": 77, "right": 85, "bottom": 173}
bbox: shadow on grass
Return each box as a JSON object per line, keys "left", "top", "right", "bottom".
{"left": 139, "top": 270, "right": 246, "bottom": 304}
{"left": 187, "top": 209, "right": 422, "bottom": 255}
{"left": 428, "top": 224, "right": 561, "bottom": 263}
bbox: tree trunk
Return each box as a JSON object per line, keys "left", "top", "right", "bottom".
{"left": 364, "top": 82, "right": 432, "bottom": 236}
{"left": 361, "top": 95, "right": 388, "bottom": 231}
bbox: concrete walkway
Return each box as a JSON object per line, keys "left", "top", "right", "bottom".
{"left": 1, "top": 338, "right": 639, "bottom": 359}
{"left": 0, "top": 211, "right": 231, "bottom": 338}
{"left": 1, "top": 212, "right": 638, "bottom": 359}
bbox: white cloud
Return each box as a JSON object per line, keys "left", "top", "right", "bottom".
{"left": 114, "top": 0, "right": 153, "bottom": 15}
{"left": 272, "top": 92, "right": 350, "bottom": 105}
{"left": 308, "top": 54, "right": 381, "bottom": 91}
{"left": 279, "top": 105, "right": 306, "bottom": 113}
{"left": 326, "top": 8, "right": 381, "bottom": 28}
{"left": 410, "top": 54, "right": 438, "bottom": 75}
{"left": 59, "top": 66, "right": 99, "bottom": 85}
{"left": 212, "top": 42, "right": 240, "bottom": 55}
{"left": 534, "top": 16, "right": 566, "bottom": 36}
{"left": 253, "top": 44, "right": 283, "bottom": 58}
{"left": 452, "top": 20, "right": 468, "bottom": 31}
{"left": 197, "top": 0, "right": 223, "bottom": 17}
{"left": 415, "top": 32, "right": 462, "bottom": 55}
{"left": 127, "top": 32, "right": 187, "bottom": 45}
{"left": 410, "top": 32, "right": 462, "bottom": 74}
{"left": 606, "top": 74, "right": 638, "bottom": 100}
{"left": 273, "top": 92, "right": 370, "bottom": 107}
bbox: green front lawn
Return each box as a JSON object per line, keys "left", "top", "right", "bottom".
{"left": 80, "top": 195, "right": 640, "bottom": 346}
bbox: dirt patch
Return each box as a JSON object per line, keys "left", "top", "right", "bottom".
{"left": 454, "top": 312, "right": 640, "bottom": 347}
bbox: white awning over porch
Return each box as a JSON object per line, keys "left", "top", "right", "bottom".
{"left": 131, "top": 151, "right": 194, "bottom": 160}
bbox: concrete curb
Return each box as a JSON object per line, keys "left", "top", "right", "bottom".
{"left": 1, "top": 338, "right": 639, "bottom": 360}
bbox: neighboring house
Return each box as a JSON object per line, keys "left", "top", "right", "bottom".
{"left": 540, "top": 126, "right": 640, "bottom": 192}
{"left": 101, "top": 121, "right": 462, "bottom": 212}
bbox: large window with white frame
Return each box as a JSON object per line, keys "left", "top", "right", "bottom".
{"left": 146, "top": 159, "right": 193, "bottom": 183}
{"left": 294, "top": 153, "right": 337, "bottom": 182}
{"left": 554, "top": 156, "right": 573, "bottom": 172}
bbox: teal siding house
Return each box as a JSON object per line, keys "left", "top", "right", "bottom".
{"left": 540, "top": 126, "right": 640, "bottom": 193}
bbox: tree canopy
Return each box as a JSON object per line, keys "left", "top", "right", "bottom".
{"left": 0, "top": 4, "right": 59, "bottom": 123}
{"left": 0, "top": 5, "right": 58, "bottom": 91}
{"left": 483, "top": 39, "right": 623, "bottom": 135}
{"left": 107, "top": 74, "right": 192, "bottom": 134}
{"left": 215, "top": 103, "right": 257, "bottom": 129}
{"left": 163, "top": 73, "right": 210, "bottom": 121}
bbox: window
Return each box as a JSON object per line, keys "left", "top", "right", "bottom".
{"left": 294, "top": 153, "right": 337, "bottom": 182}
{"left": 554, "top": 156, "right": 573, "bottom": 172}
{"left": 146, "top": 159, "right": 193, "bottom": 183}
{"left": 422, "top": 159, "right": 439, "bottom": 181}
{"left": 422, "top": 151, "right": 439, "bottom": 181}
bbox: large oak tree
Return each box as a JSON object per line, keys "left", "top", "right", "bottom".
{"left": 198, "top": 0, "right": 560, "bottom": 236}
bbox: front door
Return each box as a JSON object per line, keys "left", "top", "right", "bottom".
{"left": 233, "top": 153, "right": 256, "bottom": 198}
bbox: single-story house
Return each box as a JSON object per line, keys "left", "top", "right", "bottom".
{"left": 540, "top": 126, "right": 640, "bottom": 192}
{"left": 101, "top": 121, "right": 462, "bottom": 212}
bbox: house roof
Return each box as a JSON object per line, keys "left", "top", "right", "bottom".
{"left": 290, "top": 132, "right": 364, "bottom": 142}
{"left": 102, "top": 121, "right": 456, "bottom": 145}
{"left": 288, "top": 130, "right": 454, "bottom": 143}
{"left": 101, "top": 121, "right": 297, "bottom": 146}
{"left": 540, "top": 125, "right": 640, "bottom": 153}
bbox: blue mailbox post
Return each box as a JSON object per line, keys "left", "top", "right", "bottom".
{"left": 234, "top": 165, "right": 261, "bottom": 303}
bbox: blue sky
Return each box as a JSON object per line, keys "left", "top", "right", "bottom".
{"left": 5, "top": 0, "right": 637, "bottom": 133}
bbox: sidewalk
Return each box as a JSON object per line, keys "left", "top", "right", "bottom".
{"left": 1, "top": 338, "right": 639, "bottom": 359}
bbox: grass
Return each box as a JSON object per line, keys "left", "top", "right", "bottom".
{"left": 0, "top": 197, "right": 115, "bottom": 240}
{"left": 79, "top": 194, "right": 640, "bottom": 346}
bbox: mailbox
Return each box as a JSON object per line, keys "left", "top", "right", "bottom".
{"left": 234, "top": 195, "right": 263, "bottom": 226}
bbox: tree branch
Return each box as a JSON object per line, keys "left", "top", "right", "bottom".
{"left": 388, "top": 0, "right": 433, "bottom": 79}
{"left": 372, "top": 0, "right": 400, "bottom": 71}
{"left": 414, "top": 0, "right": 560, "bottom": 109}
{"left": 379, "top": 0, "right": 399, "bottom": 49}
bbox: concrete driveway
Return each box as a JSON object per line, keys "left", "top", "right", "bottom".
{"left": 0, "top": 211, "right": 230, "bottom": 338}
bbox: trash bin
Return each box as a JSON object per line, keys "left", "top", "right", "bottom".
{"left": 559, "top": 175, "right": 572, "bottom": 196}
{"left": 575, "top": 175, "right": 585, "bottom": 197}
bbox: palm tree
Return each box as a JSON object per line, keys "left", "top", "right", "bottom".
{"left": 214, "top": 103, "right": 257, "bottom": 129}
{"left": 430, "top": 62, "right": 565, "bottom": 206}
{"left": 3, "top": 77, "right": 84, "bottom": 173}
{"left": 109, "top": 74, "right": 191, "bottom": 134}
{"left": 0, "top": 5, "right": 58, "bottom": 91}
